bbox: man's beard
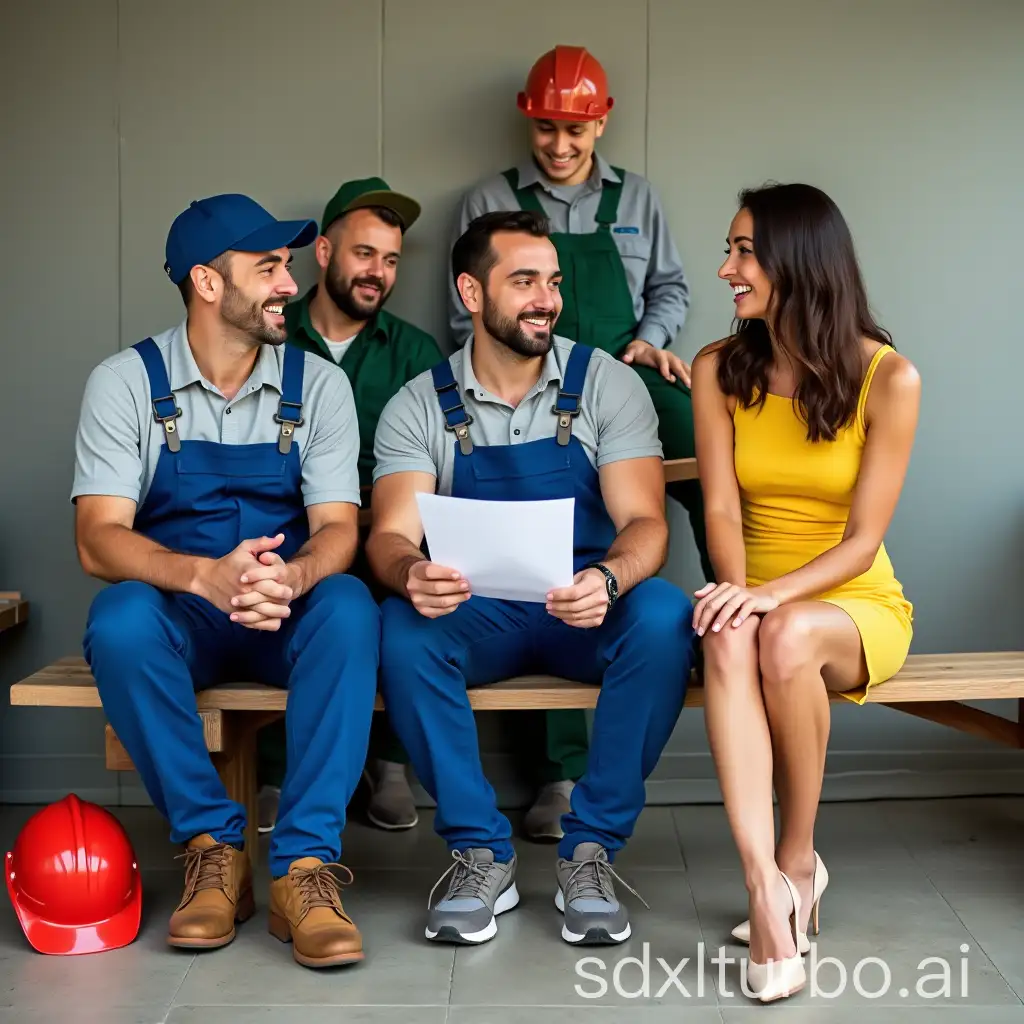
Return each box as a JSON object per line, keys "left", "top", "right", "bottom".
{"left": 324, "top": 259, "right": 392, "bottom": 321}
{"left": 220, "top": 276, "right": 284, "bottom": 346}
{"left": 482, "top": 294, "right": 555, "bottom": 358}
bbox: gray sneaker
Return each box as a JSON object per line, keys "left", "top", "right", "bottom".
{"left": 426, "top": 848, "right": 519, "bottom": 944}
{"left": 555, "top": 842, "right": 648, "bottom": 945}
{"left": 363, "top": 759, "right": 419, "bottom": 831}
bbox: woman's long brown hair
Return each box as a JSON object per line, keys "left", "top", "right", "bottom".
{"left": 717, "top": 183, "right": 893, "bottom": 442}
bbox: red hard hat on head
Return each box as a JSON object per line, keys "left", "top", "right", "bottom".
{"left": 517, "top": 45, "right": 614, "bottom": 122}
{"left": 5, "top": 793, "right": 142, "bottom": 955}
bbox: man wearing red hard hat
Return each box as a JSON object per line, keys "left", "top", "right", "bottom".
{"left": 448, "top": 45, "right": 712, "bottom": 840}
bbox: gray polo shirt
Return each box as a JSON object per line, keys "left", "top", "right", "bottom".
{"left": 71, "top": 320, "right": 361, "bottom": 509}
{"left": 448, "top": 154, "right": 690, "bottom": 350}
{"left": 372, "top": 334, "right": 663, "bottom": 496}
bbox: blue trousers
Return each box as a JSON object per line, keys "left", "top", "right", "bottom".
{"left": 83, "top": 574, "right": 380, "bottom": 878}
{"left": 379, "top": 576, "right": 695, "bottom": 862}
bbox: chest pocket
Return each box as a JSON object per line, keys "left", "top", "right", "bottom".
{"left": 612, "top": 232, "right": 652, "bottom": 267}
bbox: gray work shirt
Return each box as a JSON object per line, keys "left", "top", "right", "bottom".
{"left": 372, "top": 334, "right": 663, "bottom": 496}
{"left": 448, "top": 154, "right": 689, "bottom": 350}
{"left": 71, "top": 320, "right": 361, "bottom": 509}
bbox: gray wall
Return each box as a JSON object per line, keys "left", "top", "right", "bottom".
{"left": 2, "top": 0, "right": 1023, "bottom": 806}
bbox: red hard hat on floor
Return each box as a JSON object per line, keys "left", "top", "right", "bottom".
{"left": 517, "top": 45, "right": 614, "bottom": 122}
{"left": 5, "top": 793, "right": 142, "bottom": 955}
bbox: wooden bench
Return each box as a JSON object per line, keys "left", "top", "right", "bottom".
{"left": 10, "top": 653, "right": 1024, "bottom": 862}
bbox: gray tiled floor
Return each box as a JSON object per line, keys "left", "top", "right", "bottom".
{"left": 2, "top": 798, "right": 1024, "bottom": 1022}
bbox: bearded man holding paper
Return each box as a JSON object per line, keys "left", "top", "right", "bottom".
{"left": 365, "top": 210, "right": 696, "bottom": 948}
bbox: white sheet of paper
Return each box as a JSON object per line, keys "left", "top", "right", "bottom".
{"left": 415, "top": 493, "right": 575, "bottom": 603}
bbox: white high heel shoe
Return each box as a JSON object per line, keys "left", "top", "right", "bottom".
{"left": 731, "top": 851, "right": 828, "bottom": 953}
{"left": 745, "top": 871, "right": 805, "bottom": 1003}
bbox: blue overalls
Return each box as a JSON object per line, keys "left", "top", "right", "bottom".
{"left": 83, "top": 338, "right": 380, "bottom": 878}
{"left": 378, "top": 343, "right": 695, "bottom": 863}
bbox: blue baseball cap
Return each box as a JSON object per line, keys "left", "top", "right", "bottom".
{"left": 164, "top": 193, "right": 318, "bottom": 285}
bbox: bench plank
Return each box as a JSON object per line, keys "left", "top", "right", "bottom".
{"left": 861, "top": 652, "right": 1024, "bottom": 702}
{"left": 662, "top": 457, "right": 699, "bottom": 483}
{"left": 12, "top": 651, "right": 1024, "bottom": 712}
{"left": 0, "top": 592, "right": 29, "bottom": 634}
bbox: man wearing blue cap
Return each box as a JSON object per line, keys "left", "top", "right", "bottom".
{"left": 71, "top": 193, "right": 379, "bottom": 968}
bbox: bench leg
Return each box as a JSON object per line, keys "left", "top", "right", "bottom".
{"left": 889, "top": 700, "right": 1024, "bottom": 748}
{"left": 212, "top": 711, "right": 281, "bottom": 867}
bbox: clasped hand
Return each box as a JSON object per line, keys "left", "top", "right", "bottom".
{"left": 692, "top": 580, "right": 778, "bottom": 636}
{"left": 407, "top": 562, "right": 609, "bottom": 629}
{"left": 197, "top": 534, "right": 300, "bottom": 632}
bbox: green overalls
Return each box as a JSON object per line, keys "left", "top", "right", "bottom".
{"left": 502, "top": 166, "right": 713, "bottom": 785}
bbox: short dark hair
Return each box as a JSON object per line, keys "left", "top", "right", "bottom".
{"left": 326, "top": 204, "right": 406, "bottom": 236}
{"left": 176, "top": 251, "right": 232, "bottom": 307}
{"left": 451, "top": 210, "right": 550, "bottom": 287}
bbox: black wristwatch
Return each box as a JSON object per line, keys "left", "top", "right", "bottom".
{"left": 585, "top": 562, "right": 619, "bottom": 607}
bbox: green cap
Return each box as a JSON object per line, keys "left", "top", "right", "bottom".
{"left": 320, "top": 177, "right": 421, "bottom": 235}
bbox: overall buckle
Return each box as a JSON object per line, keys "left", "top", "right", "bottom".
{"left": 443, "top": 413, "right": 475, "bottom": 456}
{"left": 552, "top": 392, "right": 581, "bottom": 447}
{"left": 151, "top": 394, "right": 182, "bottom": 453}
{"left": 275, "top": 400, "right": 305, "bottom": 455}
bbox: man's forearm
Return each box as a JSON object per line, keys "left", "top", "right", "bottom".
{"left": 288, "top": 522, "right": 358, "bottom": 598}
{"left": 77, "top": 522, "right": 204, "bottom": 594}
{"left": 366, "top": 531, "right": 424, "bottom": 597}
{"left": 601, "top": 516, "right": 668, "bottom": 595}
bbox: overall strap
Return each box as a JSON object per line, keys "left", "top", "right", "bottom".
{"left": 595, "top": 167, "right": 627, "bottom": 229}
{"left": 275, "top": 343, "right": 306, "bottom": 454}
{"left": 431, "top": 359, "right": 474, "bottom": 456}
{"left": 132, "top": 337, "right": 181, "bottom": 453}
{"left": 552, "top": 343, "right": 595, "bottom": 446}
{"left": 502, "top": 167, "right": 547, "bottom": 216}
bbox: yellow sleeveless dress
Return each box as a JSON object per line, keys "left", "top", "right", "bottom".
{"left": 732, "top": 345, "right": 913, "bottom": 703}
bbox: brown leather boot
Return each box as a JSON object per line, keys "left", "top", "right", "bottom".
{"left": 268, "top": 858, "right": 363, "bottom": 967}
{"left": 167, "top": 834, "right": 254, "bottom": 948}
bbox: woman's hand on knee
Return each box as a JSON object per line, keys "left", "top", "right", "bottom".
{"left": 693, "top": 581, "right": 778, "bottom": 636}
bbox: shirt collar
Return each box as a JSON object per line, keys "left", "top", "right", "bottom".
{"left": 169, "top": 319, "right": 283, "bottom": 395}
{"left": 459, "top": 335, "right": 563, "bottom": 405}
{"left": 515, "top": 152, "right": 621, "bottom": 192}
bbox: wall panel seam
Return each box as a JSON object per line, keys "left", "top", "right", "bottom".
{"left": 379, "top": 0, "right": 385, "bottom": 177}
{"left": 116, "top": 0, "right": 123, "bottom": 352}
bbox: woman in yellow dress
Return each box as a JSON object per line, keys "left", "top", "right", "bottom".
{"left": 690, "top": 182, "right": 920, "bottom": 1003}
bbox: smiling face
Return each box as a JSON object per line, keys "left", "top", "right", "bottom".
{"left": 529, "top": 118, "right": 605, "bottom": 186}
{"left": 718, "top": 208, "right": 773, "bottom": 321}
{"left": 467, "top": 229, "right": 563, "bottom": 358}
{"left": 320, "top": 207, "right": 402, "bottom": 323}
{"left": 215, "top": 247, "right": 298, "bottom": 345}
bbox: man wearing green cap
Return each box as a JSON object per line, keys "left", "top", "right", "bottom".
{"left": 257, "top": 178, "right": 441, "bottom": 833}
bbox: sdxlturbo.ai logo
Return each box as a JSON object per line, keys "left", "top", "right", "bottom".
{"left": 574, "top": 942, "right": 973, "bottom": 1000}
